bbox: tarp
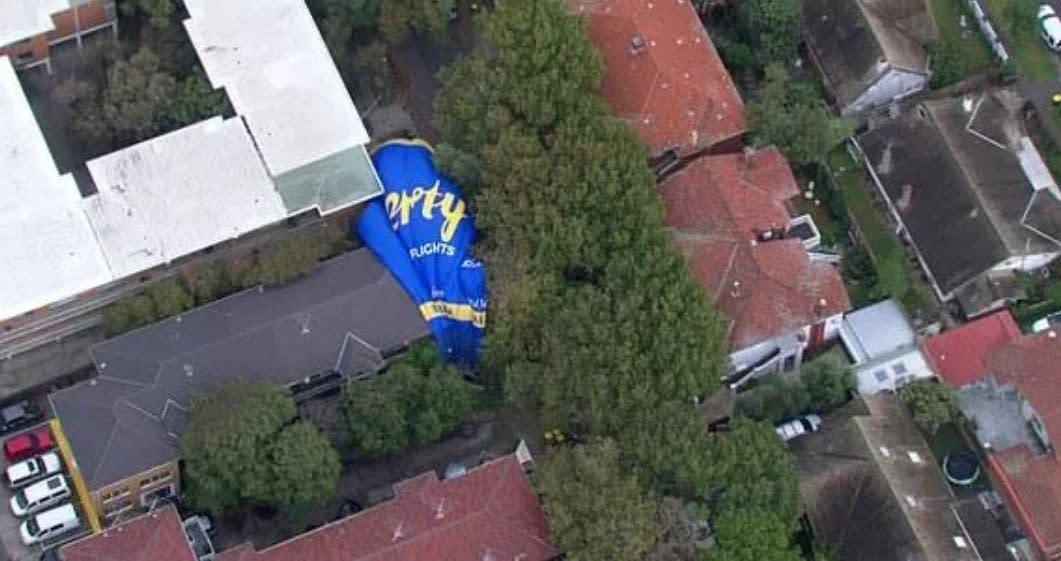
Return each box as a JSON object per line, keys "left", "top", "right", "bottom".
{"left": 357, "top": 140, "right": 487, "bottom": 366}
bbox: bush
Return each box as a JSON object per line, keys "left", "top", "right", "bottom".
{"left": 898, "top": 379, "right": 959, "bottom": 434}
{"left": 342, "top": 360, "right": 476, "bottom": 457}
{"left": 800, "top": 354, "right": 855, "bottom": 410}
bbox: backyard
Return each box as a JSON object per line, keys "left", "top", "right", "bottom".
{"left": 926, "top": 0, "right": 997, "bottom": 86}
{"left": 923, "top": 422, "right": 992, "bottom": 499}
{"left": 826, "top": 147, "right": 938, "bottom": 321}
{"left": 981, "top": 0, "right": 1058, "bottom": 82}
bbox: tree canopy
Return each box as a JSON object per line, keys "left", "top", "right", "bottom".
{"left": 180, "top": 381, "right": 339, "bottom": 516}
{"left": 535, "top": 440, "right": 660, "bottom": 561}
{"left": 739, "top": 0, "right": 801, "bottom": 64}
{"left": 748, "top": 63, "right": 853, "bottom": 166}
{"left": 342, "top": 360, "right": 475, "bottom": 457}
{"left": 800, "top": 354, "right": 856, "bottom": 410}
{"left": 705, "top": 508, "right": 803, "bottom": 561}
{"left": 67, "top": 48, "right": 226, "bottom": 152}
{"left": 899, "top": 379, "right": 959, "bottom": 434}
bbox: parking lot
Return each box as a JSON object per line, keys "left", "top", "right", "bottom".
{"left": 0, "top": 402, "right": 91, "bottom": 561}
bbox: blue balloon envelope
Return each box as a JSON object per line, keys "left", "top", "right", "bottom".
{"left": 357, "top": 140, "right": 487, "bottom": 366}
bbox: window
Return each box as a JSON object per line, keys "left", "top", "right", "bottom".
{"left": 874, "top": 370, "right": 889, "bottom": 382}
{"left": 140, "top": 485, "right": 174, "bottom": 508}
{"left": 101, "top": 488, "right": 130, "bottom": 502}
{"left": 140, "top": 470, "right": 173, "bottom": 488}
{"left": 892, "top": 363, "right": 908, "bottom": 375}
{"left": 907, "top": 451, "right": 923, "bottom": 464}
{"left": 102, "top": 496, "right": 132, "bottom": 516}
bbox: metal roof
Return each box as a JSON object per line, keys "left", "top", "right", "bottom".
{"left": 0, "top": 58, "right": 112, "bottom": 322}
{"left": 50, "top": 249, "right": 429, "bottom": 490}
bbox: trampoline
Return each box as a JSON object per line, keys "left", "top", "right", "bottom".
{"left": 943, "top": 452, "right": 981, "bottom": 486}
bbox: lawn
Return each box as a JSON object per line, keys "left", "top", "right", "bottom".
{"left": 982, "top": 0, "right": 1058, "bottom": 82}
{"left": 926, "top": 0, "right": 996, "bottom": 86}
{"left": 923, "top": 422, "right": 992, "bottom": 498}
{"left": 827, "top": 147, "right": 936, "bottom": 318}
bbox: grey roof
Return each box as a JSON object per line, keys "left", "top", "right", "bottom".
{"left": 951, "top": 498, "right": 1012, "bottom": 561}
{"left": 792, "top": 395, "right": 981, "bottom": 561}
{"left": 843, "top": 299, "right": 916, "bottom": 363}
{"left": 50, "top": 249, "right": 429, "bottom": 490}
{"left": 802, "top": 0, "right": 936, "bottom": 107}
{"left": 858, "top": 89, "right": 1061, "bottom": 296}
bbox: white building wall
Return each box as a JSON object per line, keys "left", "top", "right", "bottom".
{"left": 855, "top": 348, "right": 934, "bottom": 395}
{"left": 843, "top": 67, "right": 929, "bottom": 116}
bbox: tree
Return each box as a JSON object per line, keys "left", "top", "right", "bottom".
{"left": 735, "top": 375, "right": 811, "bottom": 424}
{"left": 739, "top": 0, "right": 801, "bottom": 64}
{"left": 148, "top": 277, "right": 194, "bottom": 318}
{"left": 705, "top": 508, "right": 802, "bottom": 561}
{"left": 121, "top": 0, "right": 175, "bottom": 29}
{"left": 898, "top": 379, "right": 958, "bottom": 434}
{"left": 535, "top": 440, "right": 660, "bottom": 561}
{"left": 260, "top": 421, "right": 342, "bottom": 518}
{"left": 323, "top": 0, "right": 381, "bottom": 28}
{"left": 181, "top": 381, "right": 298, "bottom": 515}
{"left": 747, "top": 63, "right": 854, "bottom": 166}
{"left": 800, "top": 354, "right": 855, "bottom": 410}
{"left": 645, "top": 497, "right": 710, "bottom": 561}
{"left": 378, "top": 0, "right": 455, "bottom": 44}
{"left": 702, "top": 417, "right": 801, "bottom": 523}
{"left": 242, "top": 233, "right": 329, "bottom": 287}
{"left": 68, "top": 48, "right": 224, "bottom": 150}
{"left": 342, "top": 362, "right": 475, "bottom": 457}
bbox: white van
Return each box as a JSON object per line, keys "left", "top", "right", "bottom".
{"left": 6, "top": 452, "right": 61, "bottom": 489}
{"left": 10, "top": 475, "right": 71, "bottom": 517}
{"left": 19, "top": 503, "right": 80, "bottom": 545}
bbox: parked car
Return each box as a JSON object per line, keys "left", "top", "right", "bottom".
{"left": 1040, "top": 5, "right": 1061, "bottom": 51}
{"left": 6, "top": 453, "right": 62, "bottom": 489}
{"left": 19, "top": 503, "right": 80, "bottom": 546}
{"left": 4, "top": 428, "right": 54, "bottom": 462}
{"left": 1031, "top": 310, "right": 1061, "bottom": 333}
{"left": 775, "top": 414, "right": 822, "bottom": 442}
{"left": 0, "top": 401, "right": 43, "bottom": 436}
{"left": 11, "top": 475, "right": 71, "bottom": 517}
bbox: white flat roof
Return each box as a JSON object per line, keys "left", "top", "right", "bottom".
{"left": 82, "top": 117, "right": 287, "bottom": 278}
{"left": 0, "top": 0, "right": 66, "bottom": 47}
{"left": 183, "top": 0, "right": 370, "bottom": 178}
{"left": 0, "top": 57, "right": 111, "bottom": 321}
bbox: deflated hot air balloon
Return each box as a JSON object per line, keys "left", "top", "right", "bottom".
{"left": 357, "top": 140, "right": 487, "bottom": 366}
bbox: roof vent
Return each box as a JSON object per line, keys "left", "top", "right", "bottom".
{"left": 630, "top": 35, "right": 646, "bottom": 54}
{"left": 954, "top": 536, "right": 969, "bottom": 549}
{"left": 435, "top": 499, "right": 446, "bottom": 519}
{"left": 392, "top": 522, "right": 405, "bottom": 542}
{"left": 962, "top": 96, "right": 975, "bottom": 113}
{"left": 907, "top": 451, "right": 923, "bottom": 464}
{"left": 1049, "top": 330, "right": 1057, "bottom": 339}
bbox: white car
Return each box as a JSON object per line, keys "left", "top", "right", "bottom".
{"left": 5, "top": 452, "right": 61, "bottom": 489}
{"left": 20, "top": 503, "right": 80, "bottom": 545}
{"left": 1039, "top": 5, "right": 1061, "bottom": 51}
{"left": 11, "top": 475, "right": 71, "bottom": 517}
{"left": 776, "top": 414, "right": 822, "bottom": 442}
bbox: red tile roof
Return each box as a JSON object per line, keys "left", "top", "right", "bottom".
{"left": 571, "top": 0, "right": 746, "bottom": 158}
{"left": 661, "top": 150, "right": 849, "bottom": 349}
{"left": 922, "top": 311, "right": 1021, "bottom": 387}
{"left": 217, "top": 454, "right": 557, "bottom": 561}
{"left": 980, "top": 333, "right": 1061, "bottom": 560}
{"left": 59, "top": 505, "right": 195, "bottom": 561}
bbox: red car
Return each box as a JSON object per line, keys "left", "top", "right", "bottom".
{"left": 4, "top": 428, "right": 54, "bottom": 462}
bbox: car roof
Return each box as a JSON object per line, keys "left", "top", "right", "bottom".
{"left": 1, "top": 404, "right": 25, "bottom": 421}
{"left": 23, "top": 476, "right": 67, "bottom": 501}
{"left": 1043, "top": 10, "right": 1061, "bottom": 36}
{"left": 33, "top": 503, "right": 76, "bottom": 526}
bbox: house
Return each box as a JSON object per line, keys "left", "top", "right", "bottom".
{"left": 923, "top": 310, "right": 1021, "bottom": 388}
{"left": 791, "top": 394, "right": 1008, "bottom": 561}
{"left": 1, "top": 0, "right": 382, "bottom": 354}
{"left": 950, "top": 332, "right": 1061, "bottom": 560}
{"left": 802, "top": 0, "right": 937, "bottom": 115}
{"left": 568, "top": 0, "right": 746, "bottom": 167}
{"left": 0, "top": 0, "right": 118, "bottom": 72}
{"left": 839, "top": 299, "right": 934, "bottom": 395}
{"left": 659, "top": 148, "right": 850, "bottom": 388}
{"left": 59, "top": 452, "right": 558, "bottom": 561}
{"left": 48, "top": 249, "right": 429, "bottom": 523}
{"left": 856, "top": 89, "right": 1061, "bottom": 316}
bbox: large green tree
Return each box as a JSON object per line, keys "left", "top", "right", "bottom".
{"left": 260, "top": 421, "right": 342, "bottom": 518}
{"left": 181, "top": 382, "right": 340, "bottom": 516}
{"left": 705, "top": 508, "right": 803, "bottom": 561}
{"left": 378, "top": 0, "right": 455, "bottom": 43}
{"left": 800, "top": 354, "right": 855, "bottom": 410}
{"left": 898, "top": 379, "right": 959, "bottom": 434}
{"left": 535, "top": 440, "right": 660, "bottom": 561}
{"left": 748, "top": 63, "right": 853, "bottom": 166}
{"left": 739, "top": 0, "right": 801, "bottom": 64}
{"left": 68, "top": 48, "right": 226, "bottom": 150}
{"left": 342, "top": 361, "right": 475, "bottom": 457}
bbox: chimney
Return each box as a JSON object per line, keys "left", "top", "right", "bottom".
{"left": 730, "top": 280, "right": 741, "bottom": 298}
{"left": 630, "top": 35, "right": 646, "bottom": 54}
